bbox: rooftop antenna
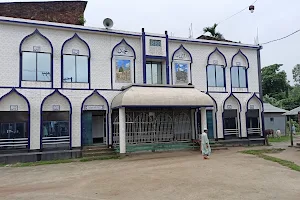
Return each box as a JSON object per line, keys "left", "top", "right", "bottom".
{"left": 254, "top": 27, "right": 259, "bottom": 45}
{"left": 188, "top": 23, "right": 193, "bottom": 38}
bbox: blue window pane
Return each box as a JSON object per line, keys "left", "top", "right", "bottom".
{"left": 146, "top": 62, "right": 163, "bottom": 84}
{"left": 156, "top": 63, "right": 162, "bottom": 84}
{"left": 207, "top": 65, "right": 216, "bottom": 87}
{"left": 152, "top": 63, "right": 158, "bottom": 84}
{"left": 216, "top": 66, "right": 225, "bottom": 87}
{"left": 231, "top": 67, "right": 239, "bottom": 87}
{"left": 239, "top": 67, "right": 247, "bottom": 88}
{"left": 43, "top": 121, "right": 69, "bottom": 137}
{"left": 22, "top": 52, "right": 36, "bottom": 81}
{"left": 63, "top": 55, "right": 76, "bottom": 82}
{"left": 146, "top": 63, "right": 152, "bottom": 84}
{"left": 76, "top": 56, "right": 89, "bottom": 83}
{"left": 37, "top": 53, "right": 51, "bottom": 81}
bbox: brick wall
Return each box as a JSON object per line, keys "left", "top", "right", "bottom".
{"left": 0, "top": 1, "right": 87, "bottom": 25}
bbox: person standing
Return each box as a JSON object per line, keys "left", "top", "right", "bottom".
{"left": 292, "top": 124, "right": 296, "bottom": 135}
{"left": 201, "top": 128, "right": 211, "bottom": 159}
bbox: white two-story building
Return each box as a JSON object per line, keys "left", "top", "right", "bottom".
{"left": 0, "top": 15, "right": 264, "bottom": 156}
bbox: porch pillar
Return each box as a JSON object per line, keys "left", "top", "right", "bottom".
{"left": 119, "top": 107, "right": 126, "bottom": 154}
{"left": 191, "top": 109, "right": 195, "bottom": 139}
{"left": 201, "top": 107, "right": 207, "bottom": 133}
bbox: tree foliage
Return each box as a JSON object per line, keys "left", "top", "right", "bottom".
{"left": 203, "top": 23, "right": 224, "bottom": 39}
{"left": 292, "top": 64, "right": 300, "bottom": 85}
{"left": 262, "top": 64, "right": 300, "bottom": 111}
{"left": 262, "top": 64, "right": 289, "bottom": 99}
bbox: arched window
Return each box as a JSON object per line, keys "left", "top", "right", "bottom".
{"left": 171, "top": 45, "right": 192, "bottom": 85}
{"left": 231, "top": 50, "right": 249, "bottom": 89}
{"left": 207, "top": 48, "right": 227, "bottom": 91}
{"left": 20, "top": 29, "right": 53, "bottom": 83}
{"left": 62, "top": 33, "right": 90, "bottom": 85}
{"left": 111, "top": 39, "right": 136, "bottom": 89}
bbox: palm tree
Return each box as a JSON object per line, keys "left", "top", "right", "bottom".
{"left": 203, "top": 23, "right": 224, "bottom": 39}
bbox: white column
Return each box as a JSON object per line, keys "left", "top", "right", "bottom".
{"left": 201, "top": 107, "right": 207, "bottom": 133}
{"left": 108, "top": 111, "right": 113, "bottom": 146}
{"left": 191, "top": 109, "right": 195, "bottom": 139}
{"left": 119, "top": 107, "right": 126, "bottom": 154}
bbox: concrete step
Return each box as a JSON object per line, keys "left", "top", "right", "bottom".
{"left": 82, "top": 151, "right": 117, "bottom": 157}
{"left": 82, "top": 146, "right": 114, "bottom": 152}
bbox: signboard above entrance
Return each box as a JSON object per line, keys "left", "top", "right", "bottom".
{"left": 83, "top": 105, "right": 105, "bottom": 110}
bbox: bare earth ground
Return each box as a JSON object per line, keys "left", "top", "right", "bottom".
{"left": 1, "top": 146, "right": 300, "bottom": 200}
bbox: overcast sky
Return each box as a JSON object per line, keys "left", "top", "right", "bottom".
{"left": 5, "top": 0, "right": 300, "bottom": 83}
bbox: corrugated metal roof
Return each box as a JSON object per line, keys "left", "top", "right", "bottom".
{"left": 283, "top": 106, "right": 300, "bottom": 116}
{"left": 263, "top": 103, "right": 287, "bottom": 113}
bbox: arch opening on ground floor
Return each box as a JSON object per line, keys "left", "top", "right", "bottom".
{"left": 41, "top": 90, "right": 71, "bottom": 150}
{"left": 0, "top": 89, "right": 30, "bottom": 151}
{"left": 81, "top": 90, "right": 109, "bottom": 147}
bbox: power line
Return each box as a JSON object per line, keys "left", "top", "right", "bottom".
{"left": 217, "top": 0, "right": 258, "bottom": 25}
{"left": 261, "top": 29, "right": 300, "bottom": 45}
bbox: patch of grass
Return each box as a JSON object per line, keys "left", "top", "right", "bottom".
{"left": 0, "top": 155, "right": 121, "bottom": 167}
{"left": 240, "top": 148, "right": 285, "bottom": 155}
{"left": 80, "top": 155, "right": 120, "bottom": 162}
{"left": 11, "top": 159, "right": 75, "bottom": 167}
{"left": 240, "top": 148, "right": 300, "bottom": 172}
{"left": 268, "top": 135, "right": 291, "bottom": 143}
{"left": 259, "top": 154, "right": 300, "bottom": 172}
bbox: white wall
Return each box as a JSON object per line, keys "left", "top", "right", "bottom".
{"left": 0, "top": 18, "right": 261, "bottom": 147}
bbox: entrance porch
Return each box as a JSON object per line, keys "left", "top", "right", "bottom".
{"left": 111, "top": 84, "right": 214, "bottom": 153}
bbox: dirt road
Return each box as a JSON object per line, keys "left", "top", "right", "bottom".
{"left": 0, "top": 149, "right": 300, "bottom": 200}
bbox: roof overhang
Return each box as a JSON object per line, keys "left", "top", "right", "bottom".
{"left": 111, "top": 84, "right": 214, "bottom": 109}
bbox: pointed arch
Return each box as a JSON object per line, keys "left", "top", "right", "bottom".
{"left": 111, "top": 39, "right": 136, "bottom": 89}
{"left": 19, "top": 29, "right": 53, "bottom": 54}
{"left": 111, "top": 38, "right": 136, "bottom": 59}
{"left": 172, "top": 44, "right": 193, "bottom": 63}
{"left": 222, "top": 93, "right": 242, "bottom": 139}
{"left": 61, "top": 33, "right": 91, "bottom": 56}
{"left": 171, "top": 45, "right": 193, "bottom": 85}
{"left": 40, "top": 89, "right": 72, "bottom": 149}
{"left": 81, "top": 90, "right": 109, "bottom": 112}
{"left": 0, "top": 88, "right": 31, "bottom": 149}
{"left": 81, "top": 90, "right": 110, "bottom": 147}
{"left": 207, "top": 47, "right": 227, "bottom": 67}
{"left": 231, "top": 49, "right": 249, "bottom": 90}
{"left": 246, "top": 93, "right": 263, "bottom": 111}
{"left": 245, "top": 93, "right": 264, "bottom": 138}
{"left": 0, "top": 88, "right": 30, "bottom": 111}
{"left": 222, "top": 93, "right": 242, "bottom": 112}
{"left": 231, "top": 49, "right": 249, "bottom": 68}
{"left": 206, "top": 92, "right": 218, "bottom": 112}
{"left": 61, "top": 33, "right": 90, "bottom": 88}
{"left": 41, "top": 89, "right": 72, "bottom": 112}
{"left": 19, "top": 29, "right": 53, "bottom": 87}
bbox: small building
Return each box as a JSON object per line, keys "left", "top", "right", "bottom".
{"left": 264, "top": 103, "right": 287, "bottom": 134}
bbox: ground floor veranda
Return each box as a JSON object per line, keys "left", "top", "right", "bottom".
{"left": 0, "top": 85, "right": 265, "bottom": 153}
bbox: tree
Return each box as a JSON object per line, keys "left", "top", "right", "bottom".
{"left": 261, "top": 64, "right": 289, "bottom": 98}
{"left": 203, "top": 23, "right": 224, "bottom": 39}
{"left": 292, "top": 64, "right": 300, "bottom": 85}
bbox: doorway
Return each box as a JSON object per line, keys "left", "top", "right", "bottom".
{"left": 82, "top": 110, "right": 106, "bottom": 146}
{"left": 223, "top": 109, "right": 239, "bottom": 139}
{"left": 196, "top": 110, "right": 214, "bottom": 139}
{"left": 246, "top": 109, "right": 261, "bottom": 138}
